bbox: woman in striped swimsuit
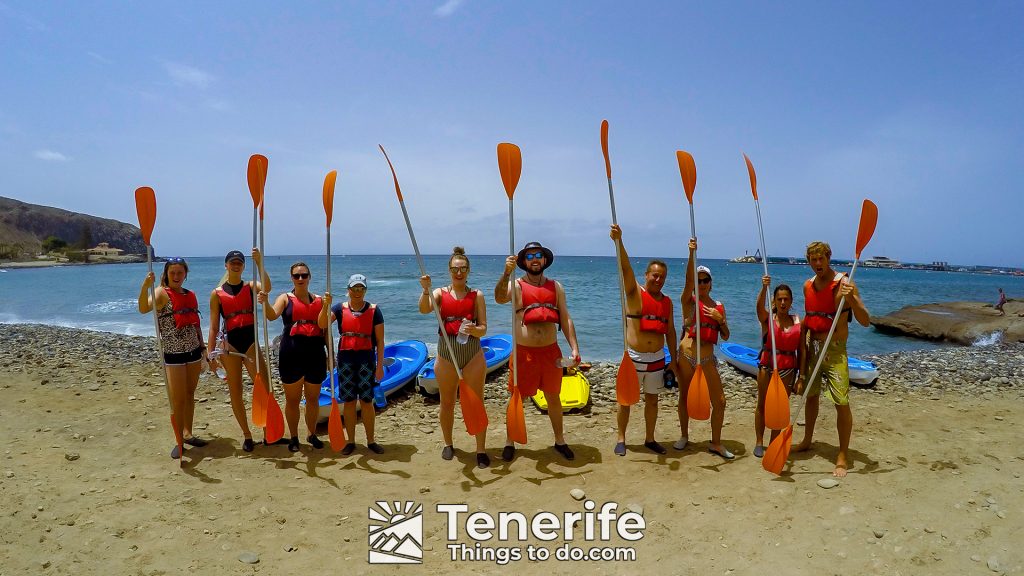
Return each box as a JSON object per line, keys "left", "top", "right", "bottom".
{"left": 752, "top": 276, "right": 802, "bottom": 458}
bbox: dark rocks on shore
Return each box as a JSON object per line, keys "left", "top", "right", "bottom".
{"left": 871, "top": 300, "right": 1024, "bottom": 345}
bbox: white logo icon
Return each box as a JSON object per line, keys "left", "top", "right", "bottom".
{"left": 368, "top": 501, "right": 424, "bottom": 564}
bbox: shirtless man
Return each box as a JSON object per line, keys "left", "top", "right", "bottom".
{"left": 610, "top": 225, "right": 677, "bottom": 456}
{"left": 495, "top": 242, "right": 582, "bottom": 462}
{"left": 796, "top": 241, "right": 870, "bottom": 477}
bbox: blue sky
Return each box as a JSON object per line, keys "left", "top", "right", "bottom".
{"left": 2, "top": 1, "right": 1022, "bottom": 266}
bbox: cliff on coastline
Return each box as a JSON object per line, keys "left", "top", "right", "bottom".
{"left": 0, "top": 196, "right": 146, "bottom": 259}
{"left": 871, "top": 300, "right": 1024, "bottom": 345}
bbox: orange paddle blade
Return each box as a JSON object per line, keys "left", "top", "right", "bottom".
{"left": 247, "top": 154, "right": 268, "bottom": 209}
{"left": 134, "top": 187, "right": 156, "bottom": 245}
{"left": 676, "top": 150, "right": 697, "bottom": 203}
{"left": 743, "top": 153, "right": 758, "bottom": 200}
{"left": 506, "top": 387, "right": 527, "bottom": 445}
{"left": 686, "top": 365, "right": 711, "bottom": 420}
{"left": 265, "top": 393, "right": 285, "bottom": 444}
{"left": 323, "top": 170, "right": 338, "bottom": 226}
{"left": 855, "top": 199, "right": 879, "bottom": 258}
{"left": 378, "top": 145, "right": 405, "bottom": 202}
{"left": 458, "top": 379, "right": 489, "bottom": 437}
{"left": 615, "top": 352, "right": 641, "bottom": 406}
{"left": 328, "top": 396, "right": 345, "bottom": 450}
{"left": 497, "top": 143, "right": 522, "bottom": 199}
{"left": 764, "top": 370, "right": 790, "bottom": 430}
{"left": 600, "top": 120, "right": 612, "bottom": 179}
{"left": 762, "top": 424, "right": 793, "bottom": 474}
{"left": 251, "top": 373, "right": 269, "bottom": 428}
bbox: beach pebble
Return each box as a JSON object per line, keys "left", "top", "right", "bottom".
{"left": 283, "top": 544, "right": 297, "bottom": 552}
{"left": 64, "top": 452, "right": 80, "bottom": 461}
{"left": 238, "top": 551, "right": 259, "bottom": 564}
{"left": 570, "top": 488, "right": 586, "bottom": 501}
{"left": 872, "top": 529, "right": 886, "bottom": 539}
{"left": 996, "top": 511, "right": 1006, "bottom": 519}
{"left": 4, "top": 470, "right": 13, "bottom": 478}
{"left": 419, "top": 486, "right": 430, "bottom": 494}
{"left": 626, "top": 503, "right": 644, "bottom": 515}
{"left": 972, "top": 554, "right": 982, "bottom": 562}
{"left": 88, "top": 384, "right": 100, "bottom": 391}
{"left": 817, "top": 479, "right": 840, "bottom": 489}
{"left": 987, "top": 556, "right": 1001, "bottom": 572}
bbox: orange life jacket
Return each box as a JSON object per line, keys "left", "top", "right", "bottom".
{"left": 686, "top": 300, "right": 724, "bottom": 344}
{"left": 339, "top": 302, "right": 376, "bottom": 351}
{"left": 758, "top": 314, "right": 801, "bottom": 370}
{"left": 803, "top": 272, "right": 847, "bottom": 333}
{"left": 216, "top": 283, "right": 254, "bottom": 332}
{"left": 627, "top": 287, "right": 672, "bottom": 335}
{"left": 162, "top": 288, "right": 201, "bottom": 329}
{"left": 517, "top": 278, "right": 559, "bottom": 325}
{"left": 287, "top": 293, "right": 323, "bottom": 337}
{"left": 440, "top": 288, "right": 476, "bottom": 335}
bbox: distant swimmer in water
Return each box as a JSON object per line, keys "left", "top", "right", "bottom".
{"left": 137, "top": 257, "right": 207, "bottom": 459}
{"left": 796, "top": 241, "right": 871, "bottom": 478}
{"left": 206, "top": 249, "right": 270, "bottom": 453}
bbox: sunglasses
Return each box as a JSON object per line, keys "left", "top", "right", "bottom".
{"left": 449, "top": 266, "right": 469, "bottom": 273}
{"left": 525, "top": 252, "right": 545, "bottom": 261}
{"left": 698, "top": 277, "right": 712, "bottom": 285}
{"left": 292, "top": 273, "right": 310, "bottom": 280}
{"left": 167, "top": 257, "right": 186, "bottom": 264}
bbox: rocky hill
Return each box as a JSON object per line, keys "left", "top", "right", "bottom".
{"left": 0, "top": 196, "right": 146, "bottom": 258}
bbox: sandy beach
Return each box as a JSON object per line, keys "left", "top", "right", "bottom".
{"left": 1, "top": 323, "right": 1022, "bottom": 575}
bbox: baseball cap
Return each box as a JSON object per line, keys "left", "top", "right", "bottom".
{"left": 348, "top": 273, "right": 368, "bottom": 288}
{"left": 696, "top": 265, "right": 713, "bottom": 279}
{"left": 224, "top": 250, "right": 245, "bottom": 263}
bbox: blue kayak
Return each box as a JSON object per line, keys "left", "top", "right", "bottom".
{"left": 317, "top": 339, "right": 429, "bottom": 420}
{"left": 718, "top": 341, "right": 879, "bottom": 385}
{"left": 416, "top": 334, "right": 513, "bottom": 395}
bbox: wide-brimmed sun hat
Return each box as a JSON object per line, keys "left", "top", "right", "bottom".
{"left": 516, "top": 242, "right": 554, "bottom": 271}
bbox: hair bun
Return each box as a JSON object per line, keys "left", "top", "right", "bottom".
{"left": 452, "top": 246, "right": 465, "bottom": 256}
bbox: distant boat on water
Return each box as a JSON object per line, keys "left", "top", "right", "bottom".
{"left": 729, "top": 249, "right": 762, "bottom": 264}
{"left": 863, "top": 256, "right": 901, "bottom": 268}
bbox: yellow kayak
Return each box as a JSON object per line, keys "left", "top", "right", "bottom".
{"left": 531, "top": 369, "right": 591, "bottom": 412}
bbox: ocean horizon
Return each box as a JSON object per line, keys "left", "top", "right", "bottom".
{"left": 3, "top": 254, "right": 1022, "bottom": 361}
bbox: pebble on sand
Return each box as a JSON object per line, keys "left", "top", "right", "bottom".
{"left": 817, "top": 479, "right": 840, "bottom": 489}
{"left": 570, "top": 488, "right": 586, "bottom": 501}
{"left": 238, "top": 551, "right": 259, "bottom": 564}
{"left": 64, "top": 452, "right": 80, "bottom": 461}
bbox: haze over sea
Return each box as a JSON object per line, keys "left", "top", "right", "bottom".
{"left": 3, "top": 255, "right": 1022, "bottom": 361}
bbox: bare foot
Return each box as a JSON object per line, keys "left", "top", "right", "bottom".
{"left": 793, "top": 439, "right": 812, "bottom": 452}
{"left": 833, "top": 454, "right": 849, "bottom": 477}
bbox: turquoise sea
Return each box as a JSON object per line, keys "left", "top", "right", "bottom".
{"left": 2, "top": 254, "right": 1022, "bottom": 360}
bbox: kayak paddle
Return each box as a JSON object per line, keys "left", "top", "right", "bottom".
{"left": 676, "top": 151, "right": 711, "bottom": 421}
{"left": 379, "top": 145, "right": 488, "bottom": 437}
{"left": 135, "top": 186, "right": 182, "bottom": 466}
{"left": 497, "top": 142, "right": 527, "bottom": 445}
{"left": 247, "top": 155, "right": 270, "bottom": 429}
{"left": 322, "top": 170, "right": 346, "bottom": 450}
{"left": 763, "top": 199, "right": 878, "bottom": 475}
{"left": 601, "top": 120, "right": 641, "bottom": 406}
{"left": 745, "top": 154, "right": 789, "bottom": 430}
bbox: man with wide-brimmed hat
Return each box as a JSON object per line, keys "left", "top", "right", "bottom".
{"left": 494, "top": 241, "right": 581, "bottom": 462}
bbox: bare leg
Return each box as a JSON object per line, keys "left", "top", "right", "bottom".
{"left": 435, "top": 358, "right": 458, "bottom": 448}
{"left": 548, "top": 393, "right": 565, "bottom": 445}
{"left": 643, "top": 393, "right": 659, "bottom": 443}
{"left": 616, "top": 405, "right": 630, "bottom": 444}
{"left": 754, "top": 368, "right": 769, "bottom": 446}
{"left": 282, "top": 380, "right": 303, "bottom": 438}
{"left": 795, "top": 394, "right": 820, "bottom": 451}
{"left": 183, "top": 360, "right": 202, "bottom": 437}
{"left": 706, "top": 364, "right": 727, "bottom": 448}
{"left": 343, "top": 401, "right": 358, "bottom": 443}
{"left": 303, "top": 382, "right": 320, "bottom": 436}
{"left": 361, "top": 400, "right": 376, "bottom": 443}
{"left": 165, "top": 364, "right": 188, "bottom": 449}
{"left": 834, "top": 403, "right": 853, "bottom": 477}
{"left": 676, "top": 349, "right": 693, "bottom": 443}
{"left": 222, "top": 354, "right": 253, "bottom": 439}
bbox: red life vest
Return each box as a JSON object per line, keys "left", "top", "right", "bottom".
{"left": 161, "top": 288, "right": 201, "bottom": 329}
{"left": 517, "top": 278, "right": 560, "bottom": 325}
{"left": 686, "top": 300, "right": 724, "bottom": 344}
{"left": 339, "top": 302, "right": 376, "bottom": 351}
{"left": 803, "top": 273, "right": 846, "bottom": 334}
{"left": 287, "top": 293, "right": 323, "bottom": 337}
{"left": 759, "top": 314, "right": 801, "bottom": 370}
{"left": 440, "top": 288, "right": 476, "bottom": 336}
{"left": 627, "top": 287, "right": 672, "bottom": 335}
{"left": 216, "top": 283, "right": 254, "bottom": 332}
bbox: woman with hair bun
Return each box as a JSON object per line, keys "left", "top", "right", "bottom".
{"left": 752, "top": 276, "right": 801, "bottom": 458}
{"left": 419, "top": 247, "right": 490, "bottom": 468}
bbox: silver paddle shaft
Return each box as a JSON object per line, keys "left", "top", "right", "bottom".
{"left": 754, "top": 199, "right": 778, "bottom": 373}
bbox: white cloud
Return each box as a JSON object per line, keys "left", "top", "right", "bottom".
{"left": 34, "top": 149, "right": 69, "bottom": 162}
{"left": 434, "top": 0, "right": 464, "bottom": 17}
{"left": 163, "top": 62, "right": 214, "bottom": 89}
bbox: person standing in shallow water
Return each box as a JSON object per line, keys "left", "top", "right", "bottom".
{"left": 318, "top": 274, "right": 385, "bottom": 456}
{"left": 796, "top": 241, "right": 870, "bottom": 478}
{"left": 609, "top": 225, "right": 677, "bottom": 456}
{"left": 259, "top": 262, "right": 327, "bottom": 453}
{"left": 206, "top": 249, "right": 270, "bottom": 453}
{"left": 419, "top": 247, "right": 490, "bottom": 468}
{"left": 675, "top": 238, "right": 733, "bottom": 460}
{"left": 494, "top": 241, "right": 582, "bottom": 463}
{"left": 996, "top": 288, "right": 1007, "bottom": 316}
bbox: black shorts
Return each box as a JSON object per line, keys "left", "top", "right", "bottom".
{"left": 279, "top": 339, "right": 327, "bottom": 385}
{"left": 225, "top": 327, "right": 256, "bottom": 355}
{"left": 164, "top": 346, "right": 203, "bottom": 366}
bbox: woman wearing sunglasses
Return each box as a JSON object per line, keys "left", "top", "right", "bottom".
{"left": 137, "top": 257, "right": 207, "bottom": 459}
{"left": 418, "top": 247, "right": 490, "bottom": 468}
{"left": 676, "top": 238, "right": 733, "bottom": 460}
{"left": 259, "top": 262, "right": 327, "bottom": 453}
{"left": 318, "top": 273, "right": 385, "bottom": 456}
{"left": 205, "top": 249, "right": 270, "bottom": 453}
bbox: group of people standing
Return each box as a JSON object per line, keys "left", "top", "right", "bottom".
{"left": 138, "top": 229, "right": 869, "bottom": 477}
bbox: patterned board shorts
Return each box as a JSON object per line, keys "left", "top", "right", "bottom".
{"left": 806, "top": 339, "right": 850, "bottom": 406}
{"left": 338, "top": 360, "right": 375, "bottom": 403}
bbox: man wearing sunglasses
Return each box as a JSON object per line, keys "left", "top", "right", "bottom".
{"left": 609, "top": 225, "right": 677, "bottom": 456}
{"left": 494, "top": 241, "right": 581, "bottom": 462}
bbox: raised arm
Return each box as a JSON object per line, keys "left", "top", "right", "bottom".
{"left": 494, "top": 255, "right": 516, "bottom": 304}
{"left": 756, "top": 275, "right": 770, "bottom": 325}
{"left": 417, "top": 275, "right": 435, "bottom": 314}
{"left": 610, "top": 225, "right": 641, "bottom": 314}
{"left": 252, "top": 247, "right": 271, "bottom": 294}
{"left": 680, "top": 237, "right": 697, "bottom": 312}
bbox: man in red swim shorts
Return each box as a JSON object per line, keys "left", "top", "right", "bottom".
{"left": 495, "top": 241, "right": 582, "bottom": 462}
